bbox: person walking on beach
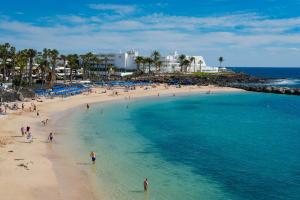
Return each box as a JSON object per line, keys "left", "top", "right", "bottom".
{"left": 48, "top": 132, "right": 54, "bottom": 142}
{"left": 27, "top": 132, "right": 33, "bottom": 143}
{"left": 26, "top": 126, "right": 30, "bottom": 133}
{"left": 90, "top": 151, "right": 96, "bottom": 164}
{"left": 144, "top": 178, "right": 148, "bottom": 192}
{"left": 21, "top": 126, "right": 25, "bottom": 136}
{"left": 37, "top": 110, "right": 40, "bottom": 117}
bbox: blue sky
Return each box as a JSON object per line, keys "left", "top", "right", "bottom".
{"left": 1, "top": 0, "right": 300, "bottom": 67}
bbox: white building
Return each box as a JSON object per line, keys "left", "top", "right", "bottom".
{"left": 160, "top": 51, "right": 219, "bottom": 73}
{"left": 95, "top": 50, "right": 138, "bottom": 72}
{"left": 90, "top": 50, "right": 219, "bottom": 75}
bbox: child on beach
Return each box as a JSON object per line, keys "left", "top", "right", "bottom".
{"left": 90, "top": 151, "right": 96, "bottom": 164}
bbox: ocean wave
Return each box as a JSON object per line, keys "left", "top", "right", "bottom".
{"left": 269, "top": 78, "right": 300, "bottom": 85}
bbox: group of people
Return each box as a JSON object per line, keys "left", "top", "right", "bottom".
{"left": 0, "top": 103, "right": 18, "bottom": 114}
{"left": 41, "top": 119, "right": 49, "bottom": 126}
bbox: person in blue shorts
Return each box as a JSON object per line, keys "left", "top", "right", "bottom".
{"left": 90, "top": 151, "right": 96, "bottom": 164}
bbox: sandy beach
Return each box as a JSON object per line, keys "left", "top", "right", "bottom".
{"left": 0, "top": 85, "right": 243, "bottom": 200}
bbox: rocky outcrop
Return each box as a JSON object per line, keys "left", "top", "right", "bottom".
{"left": 127, "top": 73, "right": 300, "bottom": 96}
{"left": 127, "top": 72, "right": 269, "bottom": 86}
{"left": 0, "top": 88, "right": 35, "bottom": 102}
{"left": 230, "top": 85, "right": 300, "bottom": 96}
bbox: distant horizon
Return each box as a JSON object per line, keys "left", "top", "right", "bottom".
{"left": 229, "top": 66, "right": 300, "bottom": 68}
{"left": 1, "top": 0, "right": 300, "bottom": 67}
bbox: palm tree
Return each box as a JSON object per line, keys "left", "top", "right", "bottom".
{"left": 40, "top": 48, "right": 51, "bottom": 85}
{"left": 26, "top": 49, "right": 37, "bottom": 86}
{"left": 0, "top": 43, "right": 15, "bottom": 82}
{"left": 80, "top": 52, "right": 95, "bottom": 79}
{"left": 60, "top": 54, "right": 67, "bottom": 83}
{"left": 183, "top": 59, "right": 191, "bottom": 72}
{"left": 103, "top": 56, "right": 109, "bottom": 77}
{"left": 144, "top": 57, "right": 153, "bottom": 74}
{"left": 156, "top": 60, "right": 163, "bottom": 73}
{"left": 199, "top": 60, "right": 203, "bottom": 72}
{"left": 189, "top": 56, "right": 195, "bottom": 72}
{"left": 14, "top": 50, "right": 29, "bottom": 89}
{"left": 178, "top": 54, "right": 186, "bottom": 72}
{"left": 218, "top": 56, "right": 224, "bottom": 67}
{"left": 94, "top": 56, "right": 102, "bottom": 79}
{"left": 66, "top": 54, "right": 79, "bottom": 83}
{"left": 142, "top": 57, "right": 147, "bottom": 73}
{"left": 49, "top": 49, "right": 59, "bottom": 87}
{"left": 135, "top": 56, "right": 144, "bottom": 72}
{"left": 151, "top": 50, "right": 161, "bottom": 72}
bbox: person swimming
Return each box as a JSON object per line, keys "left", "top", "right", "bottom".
{"left": 90, "top": 151, "right": 96, "bottom": 164}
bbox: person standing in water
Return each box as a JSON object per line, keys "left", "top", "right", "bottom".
{"left": 90, "top": 151, "right": 96, "bottom": 164}
{"left": 48, "top": 132, "right": 54, "bottom": 142}
{"left": 87, "top": 104, "right": 90, "bottom": 110}
{"left": 144, "top": 178, "right": 148, "bottom": 191}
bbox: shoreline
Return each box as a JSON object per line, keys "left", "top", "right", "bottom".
{"left": 0, "top": 85, "right": 243, "bottom": 200}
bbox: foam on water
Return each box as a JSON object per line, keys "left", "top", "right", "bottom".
{"left": 269, "top": 78, "right": 300, "bottom": 86}
{"left": 67, "top": 93, "right": 300, "bottom": 200}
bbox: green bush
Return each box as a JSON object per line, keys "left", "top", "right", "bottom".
{"left": 13, "top": 76, "right": 27, "bottom": 86}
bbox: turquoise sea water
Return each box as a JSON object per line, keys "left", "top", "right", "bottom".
{"left": 68, "top": 93, "right": 300, "bottom": 200}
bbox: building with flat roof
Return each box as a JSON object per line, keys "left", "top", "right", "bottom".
{"left": 160, "top": 51, "right": 219, "bottom": 73}
{"left": 90, "top": 50, "right": 219, "bottom": 75}
{"left": 95, "top": 50, "right": 138, "bottom": 72}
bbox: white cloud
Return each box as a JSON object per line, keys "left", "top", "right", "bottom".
{"left": 88, "top": 4, "right": 137, "bottom": 15}
{"left": 58, "top": 15, "right": 103, "bottom": 24}
{"left": 58, "top": 15, "right": 88, "bottom": 23}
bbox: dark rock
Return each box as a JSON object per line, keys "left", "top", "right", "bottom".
{"left": 17, "top": 92, "right": 24, "bottom": 101}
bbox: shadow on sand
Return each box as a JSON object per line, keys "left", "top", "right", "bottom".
{"left": 76, "top": 162, "right": 92, "bottom": 165}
